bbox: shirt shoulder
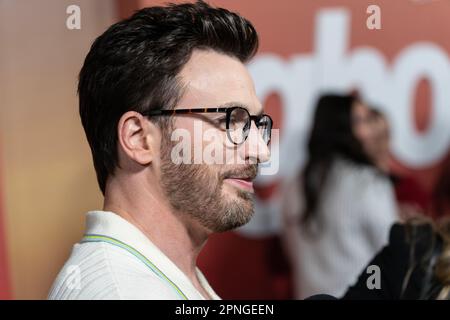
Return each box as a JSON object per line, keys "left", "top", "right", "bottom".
{"left": 48, "top": 241, "right": 182, "bottom": 300}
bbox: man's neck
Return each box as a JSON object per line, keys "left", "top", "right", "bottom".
{"left": 103, "top": 180, "right": 210, "bottom": 297}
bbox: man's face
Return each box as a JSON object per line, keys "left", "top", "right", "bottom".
{"left": 158, "top": 49, "right": 270, "bottom": 233}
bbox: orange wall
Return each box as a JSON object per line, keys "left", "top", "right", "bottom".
{"left": 0, "top": 147, "right": 10, "bottom": 299}
{"left": 0, "top": 0, "right": 117, "bottom": 299}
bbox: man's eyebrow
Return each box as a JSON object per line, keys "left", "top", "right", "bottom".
{"left": 218, "top": 102, "right": 264, "bottom": 116}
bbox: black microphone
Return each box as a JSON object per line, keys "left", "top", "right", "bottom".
{"left": 304, "top": 294, "right": 338, "bottom": 300}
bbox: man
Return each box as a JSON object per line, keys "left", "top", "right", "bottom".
{"left": 48, "top": 1, "right": 271, "bottom": 300}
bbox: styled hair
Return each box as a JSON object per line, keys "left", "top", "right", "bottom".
{"left": 402, "top": 216, "right": 450, "bottom": 300}
{"left": 78, "top": 1, "right": 259, "bottom": 194}
{"left": 431, "top": 156, "right": 450, "bottom": 299}
{"left": 301, "top": 93, "right": 373, "bottom": 225}
{"left": 435, "top": 219, "right": 450, "bottom": 299}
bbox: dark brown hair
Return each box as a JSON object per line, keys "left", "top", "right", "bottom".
{"left": 78, "top": 1, "right": 259, "bottom": 194}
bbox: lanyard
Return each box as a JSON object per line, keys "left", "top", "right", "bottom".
{"left": 80, "top": 234, "right": 188, "bottom": 300}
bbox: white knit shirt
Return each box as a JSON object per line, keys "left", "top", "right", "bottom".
{"left": 48, "top": 211, "right": 221, "bottom": 300}
{"left": 282, "top": 158, "right": 399, "bottom": 299}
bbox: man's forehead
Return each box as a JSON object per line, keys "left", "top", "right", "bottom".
{"left": 177, "top": 50, "right": 262, "bottom": 114}
{"left": 212, "top": 101, "right": 264, "bottom": 116}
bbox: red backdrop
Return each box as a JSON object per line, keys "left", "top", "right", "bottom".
{"left": 118, "top": 0, "right": 450, "bottom": 300}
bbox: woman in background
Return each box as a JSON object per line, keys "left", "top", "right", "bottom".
{"left": 364, "top": 108, "right": 391, "bottom": 173}
{"left": 367, "top": 108, "right": 430, "bottom": 218}
{"left": 282, "top": 93, "right": 399, "bottom": 299}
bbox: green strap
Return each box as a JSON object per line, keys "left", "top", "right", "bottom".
{"left": 80, "top": 234, "right": 188, "bottom": 300}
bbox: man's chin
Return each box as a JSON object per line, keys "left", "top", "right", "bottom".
{"left": 209, "top": 201, "right": 255, "bottom": 233}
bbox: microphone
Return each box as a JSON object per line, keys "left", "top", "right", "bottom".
{"left": 304, "top": 294, "right": 338, "bottom": 300}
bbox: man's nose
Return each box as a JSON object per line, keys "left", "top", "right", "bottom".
{"left": 240, "top": 121, "right": 270, "bottom": 164}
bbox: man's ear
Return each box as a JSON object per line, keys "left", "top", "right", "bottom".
{"left": 117, "top": 111, "right": 160, "bottom": 166}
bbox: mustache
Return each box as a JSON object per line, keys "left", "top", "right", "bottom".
{"left": 221, "top": 164, "right": 258, "bottom": 181}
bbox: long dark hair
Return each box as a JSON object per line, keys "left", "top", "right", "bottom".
{"left": 301, "top": 93, "right": 374, "bottom": 225}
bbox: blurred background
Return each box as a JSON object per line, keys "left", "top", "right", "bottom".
{"left": 1, "top": 0, "right": 449, "bottom": 299}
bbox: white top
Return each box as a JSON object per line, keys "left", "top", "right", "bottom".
{"left": 282, "top": 158, "right": 398, "bottom": 299}
{"left": 48, "top": 211, "right": 221, "bottom": 300}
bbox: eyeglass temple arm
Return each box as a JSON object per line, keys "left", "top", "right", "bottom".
{"left": 144, "top": 108, "right": 229, "bottom": 116}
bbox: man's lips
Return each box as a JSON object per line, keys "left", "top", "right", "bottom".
{"left": 224, "top": 177, "right": 254, "bottom": 192}
{"left": 222, "top": 165, "right": 258, "bottom": 192}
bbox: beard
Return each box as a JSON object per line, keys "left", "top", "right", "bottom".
{"left": 159, "top": 133, "right": 258, "bottom": 233}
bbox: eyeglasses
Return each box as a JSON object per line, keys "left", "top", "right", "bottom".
{"left": 143, "top": 106, "right": 273, "bottom": 145}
